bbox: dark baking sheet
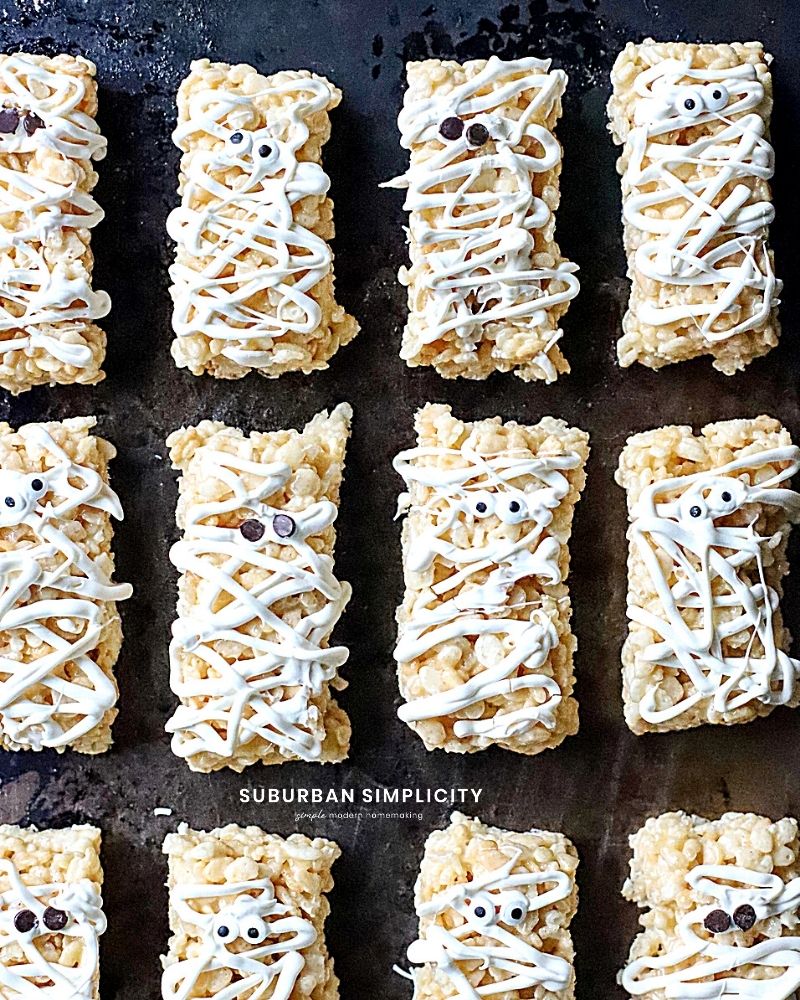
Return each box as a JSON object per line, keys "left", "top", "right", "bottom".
{"left": 0, "top": 0, "right": 798, "bottom": 995}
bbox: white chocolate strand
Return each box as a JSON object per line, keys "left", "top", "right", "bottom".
{"left": 622, "top": 864, "right": 800, "bottom": 998}
{"left": 394, "top": 442, "right": 579, "bottom": 740}
{"left": 629, "top": 446, "right": 800, "bottom": 724}
{"left": 167, "top": 447, "right": 350, "bottom": 762}
{"left": 0, "top": 425, "right": 131, "bottom": 749}
{"left": 624, "top": 58, "right": 780, "bottom": 339}
{"left": 162, "top": 876, "right": 315, "bottom": 1000}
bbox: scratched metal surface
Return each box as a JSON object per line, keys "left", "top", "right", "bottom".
{"left": 0, "top": 0, "right": 797, "bottom": 995}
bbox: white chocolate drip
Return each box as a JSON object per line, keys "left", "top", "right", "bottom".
{"left": 0, "top": 858, "right": 105, "bottom": 999}
{"left": 167, "top": 446, "right": 350, "bottom": 763}
{"left": 629, "top": 446, "right": 800, "bottom": 724}
{"left": 405, "top": 848, "right": 573, "bottom": 998}
{"left": 383, "top": 56, "right": 579, "bottom": 358}
{"left": 0, "top": 425, "right": 131, "bottom": 749}
{"left": 394, "top": 442, "right": 579, "bottom": 740}
{"left": 161, "top": 876, "right": 316, "bottom": 1000}
{"left": 167, "top": 74, "right": 338, "bottom": 366}
{"left": 0, "top": 54, "right": 110, "bottom": 367}
{"left": 622, "top": 863, "right": 800, "bottom": 998}
{"left": 624, "top": 58, "right": 780, "bottom": 339}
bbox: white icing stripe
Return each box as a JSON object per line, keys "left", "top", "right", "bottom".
{"left": 167, "top": 446, "right": 350, "bottom": 763}
{"left": 0, "top": 55, "right": 110, "bottom": 364}
{"left": 0, "top": 425, "right": 131, "bottom": 749}
{"left": 629, "top": 446, "right": 800, "bottom": 724}
{"left": 167, "top": 73, "right": 337, "bottom": 364}
{"left": 622, "top": 864, "right": 800, "bottom": 998}
{"left": 161, "top": 876, "right": 315, "bottom": 1000}
{"left": 383, "top": 56, "right": 579, "bottom": 355}
{"left": 405, "top": 849, "right": 573, "bottom": 998}
{"left": 394, "top": 441, "right": 579, "bottom": 740}
{"left": 623, "top": 57, "right": 780, "bottom": 340}
{"left": 0, "top": 858, "right": 104, "bottom": 999}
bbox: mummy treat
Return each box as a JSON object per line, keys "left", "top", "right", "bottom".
{"left": 166, "top": 404, "right": 352, "bottom": 772}
{"left": 384, "top": 56, "right": 579, "bottom": 381}
{"left": 0, "top": 418, "right": 131, "bottom": 753}
{"left": 161, "top": 823, "right": 340, "bottom": 1000}
{"left": 616, "top": 416, "right": 800, "bottom": 734}
{"left": 168, "top": 59, "right": 358, "bottom": 379}
{"left": 399, "top": 813, "right": 578, "bottom": 1000}
{"left": 608, "top": 40, "right": 780, "bottom": 373}
{"left": 394, "top": 404, "right": 588, "bottom": 755}
{"left": 0, "top": 53, "right": 110, "bottom": 394}
{"left": 0, "top": 823, "right": 106, "bottom": 999}
{"left": 621, "top": 811, "right": 800, "bottom": 999}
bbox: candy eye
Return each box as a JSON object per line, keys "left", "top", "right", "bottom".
{"left": 466, "top": 122, "right": 490, "bottom": 147}
{"left": 4, "top": 496, "right": 15, "bottom": 509}
{"left": 228, "top": 130, "right": 252, "bottom": 152}
{"left": 439, "top": 116, "right": 464, "bottom": 141}
{"left": 272, "top": 513, "right": 296, "bottom": 539}
{"left": 42, "top": 906, "right": 68, "bottom": 931}
{"left": 213, "top": 915, "right": 239, "bottom": 942}
{"left": 496, "top": 496, "right": 528, "bottom": 525}
{"left": 702, "top": 83, "right": 729, "bottom": 112}
{"left": 242, "top": 917, "right": 268, "bottom": 944}
{"left": 29, "top": 477, "right": 45, "bottom": 496}
{"left": 468, "top": 492, "right": 495, "bottom": 518}
{"left": 257, "top": 143, "right": 272, "bottom": 158}
{"left": 704, "top": 908, "right": 731, "bottom": 934}
{"left": 13, "top": 909, "right": 37, "bottom": 934}
{"left": 680, "top": 496, "right": 708, "bottom": 522}
{"left": 468, "top": 893, "right": 496, "bottom": 927}
{"left": 500, "top": 892, "right": 529, "bottom": 926}
{"left": 676, "top": 86, "right": 705, "bottom": 118}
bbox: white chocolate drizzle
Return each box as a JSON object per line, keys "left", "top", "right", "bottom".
{"left": 0, "top": 54, "right": 110, "bottom": 367}
{"left": 394, "top": 441, "right": 579, "bottom": 740}
{"left": 0, "top": 425, "right": 131, "bottom": 749}
{"left": 383, "top": 56, "right": 579, "bottom": 365}
{"left": 622, "top": 863, "right": 800, "bottom": 998}
{"left": 0, "top": 857, "right": 105, "bottom": 999}
{"left": 629, "top": 445, "right": 800, "bottom": 724}
{"left": 623, "top": 57, "right": 780, "bottom": 340}
{"left": 167, "top": 71, "right": 339, "bottom": 366}
{"left": 162, "top": 875, "right": 316, "bottom": 1000}
{"left": 404, "top": 848, "right": 573, "bottom": 998}
{"left": 167, "top": 446, "right": 350, "bottom": 763}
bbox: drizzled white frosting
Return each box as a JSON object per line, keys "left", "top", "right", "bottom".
{"left": 167, "top": 70, "right": 338, "bottom": 366}
{"left": 162, "top": 875, "right": 316, "bottom": 1000}
{"left": 384, "top": 56, "right": 579, "bottom": 365}
{"left": 0, "top": 425, "right": 131, "bottom": 749}
{"left": 623, "top": 56, "right": 780, "bottom": 339}
{"left": 0, "top": 858, "right": 105, "bottom": 999}
{"left": 622, "top": 864, "right": 800, "bottom": 998}
{"left": 629, "top": 445, "right": 800, "bottom": 724}
{"left": 405, "top": 848, "right": 573, "bottom": 998}
{"left": 167, "top": 445, "right": 350, "bottom": 763}
{"left": 0, "top": 54, "right": 110, "bottom": 367}
{"left": 394, "top": 441, "right": 579, "bottom": 740}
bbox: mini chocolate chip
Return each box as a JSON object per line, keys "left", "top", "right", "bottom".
{"left": 0, "top": 108, "right": 19, "bottom": 134}
{"left": 43, "top": 907, "right": 68, "bottom": 931}
{"left": 216, "top": 925, "right": 230, "bottom": 938}
{"left": 473, "top": 906, "right": 486, "bottom": 918}
{"left": 31, "top": 478, "right": 43, "bottom": 492}
{"left": 684, "top": 98, "right": 696, "bottom": 110}
{"left": 273, "top": 513, "right": 296, "bottom": 539}
{"left": 733, "top": 904, "right": 757, "bottom": 931}
{"left": 23, "top": 113, "right": 43, "bottom": 136}
{"left": 704, "top": 909, "right": 731, "bottom": 934}
{"left": 721, "top": 491, "right": 732, "bottom": 502}
{"left": 13, "top": 909, "right": 37, "bottom": 933}
{"left": 239, "top": 519, "right": 265, "bottom": 543}
{"left": 689, "top": 505, "right": 702, "bottom": 518}
{"left": 247, "top": 926, "right": 260, "bottom": 938}
{"left": 439, "top": 116, "right": 464, "bottom": 141}
{"left": 258, "top": 144, "right": 271, "bottom": 157}
{"left": 4, "top": 497, "right": 15, "bottom": 508}
{"left": 475, "top": 502, "right": 487, "bottom": 514}
{"left": 466, "top": 122, "right": 490, "bottom": 147}
{"left": 230, "top": 131, "right": 244, "bottom": 144}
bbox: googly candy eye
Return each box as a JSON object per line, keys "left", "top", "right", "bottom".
{"left": 680, "top": 495, "right": 709, "bottom": 522}
{"left": 675, "top": 86, "right": 705, "bottom": 118}
{"left": 439, "top": 116, "right": 464, "bottom": 141}
{"left": 496, "top": 495, "right": 528, "bottom": 525}
{"left": 467, "top": 893, "right": 497, "bottom": 928}
{"left": 28, "top": 476, "right": 46, "bottom": 496}
{"left": 702, "top": 83, "right": 729, "bottom": 112}
{"left": 228, "top": 130, "right": 252, "bottom": 153}
{"left": 500, "top": 892, "right": 529, "bottom": 926}
{"left": 468, "top": 492, "right": 495, "bottom": 518}
{"left": 706, "top": 481, "right": 743, "bottom": 515}
{"left": 213, "top": 914, "right": 240, "bottom": 942}
{"left": 242, "top": 916, "right": 268, "bottom": 943}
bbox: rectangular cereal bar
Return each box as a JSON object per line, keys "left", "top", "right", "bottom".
{"left": 0, "top": 823, "right": 105, "bottom": 998}
{"left": 393, "top": 403, "right": 588, "bottom": 755}
{"left": 616, "top": 416, "right": 800, "bottom": 734}
{"left": 168, "top": 59, "right": 358, "bottom": 379}
{"left": 166, "top": 404, "right": 352, "bottom": 771}
{"left": 401, "top": 812, "right": 578, "bottom": 998}
{"left": 620, "top": 811, "right": 800, "bottom": 998}
{"left": 0, "top": 417, "right": 131, "bottom": 753}
{"left": 0, "top": 52, "right": 110, "bottom": 393}
{"left": 161, "top": 823, "right": 340, "bottom": 1000}
{"left": 608, "top": 40, "right": 780, "bottom": 373}
{"left": 384, "top": 56, "right": 579, "bottom": 381}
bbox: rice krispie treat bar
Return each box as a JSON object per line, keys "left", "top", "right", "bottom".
{"left": 166, "top": 404, "right": 352, "bottom": 772}
{"left": 616, "top": 416, "right": 800, "bottom": 735}
{"left": 394, "top": 404, "right": 589, "bottom": 755}
{"left": 620, "top": 811, "right": 800, "bottom": 998}
{"left": 0, "top": 823, "right": 105, "bottom": 999}
{"left": 400, "top": 812, "right": 578, "bottom": 999}
{"left": 608, "top": 40, "right": 780, "bottom": 374}
{"left": 0, "top": 53, "right": 110, "bottom": 394}
{"left": 161, "top": 823, "right": 340, "bottom": 1000}
{"left": 0, "top": 418, "right": 131, "bottom": 753}
{"left": 168, "top": 59, "right": 358, "bottom": 379}
{"left": 384, "top": 56, "right": 579, "bottom": 382}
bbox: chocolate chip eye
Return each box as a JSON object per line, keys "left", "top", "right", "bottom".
{"left": 43, "top": 907, "right": 68, "bottom": 931}
{"left": 0, "top": 108, "right": 19, "bottom": 134}
{"left": 239, "top": 518, "right": 265, "bottom": 543}
{"left": 721, "top": 491, "right": 732, "bottom": 503}
{"left": 23, "top": 113, "right": 44, "bottom": 136}
{"left": 466, "top": 122, "right": 490, "bottom": 147}
{"left": 272, "top": 513, "right": 296, "bottom": 539}
{"left": 4, "top": 497, "right": 15, "bottom": 508}
{"left": 704, "top": 908, "right": 731, "bottom": 934}
{"left": 258, "top": 144, "right": 272, "bottom": 157}
{"left": 439, "top": 116, "right": 464, "bottom": 141}
{"left": 689, "top": 505, "right": 702, "bottom": 518}
{"left": 733, "top": 904, "right": 757, "bottom": 931}
{"left": 230, "top": 131, "right": 244, "bottom": 144}
{"left": 13, "top": 909, "right": 37, "bottom": 933}
{"left": 216, "top": 924, "right": 230, "bottom": 938}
